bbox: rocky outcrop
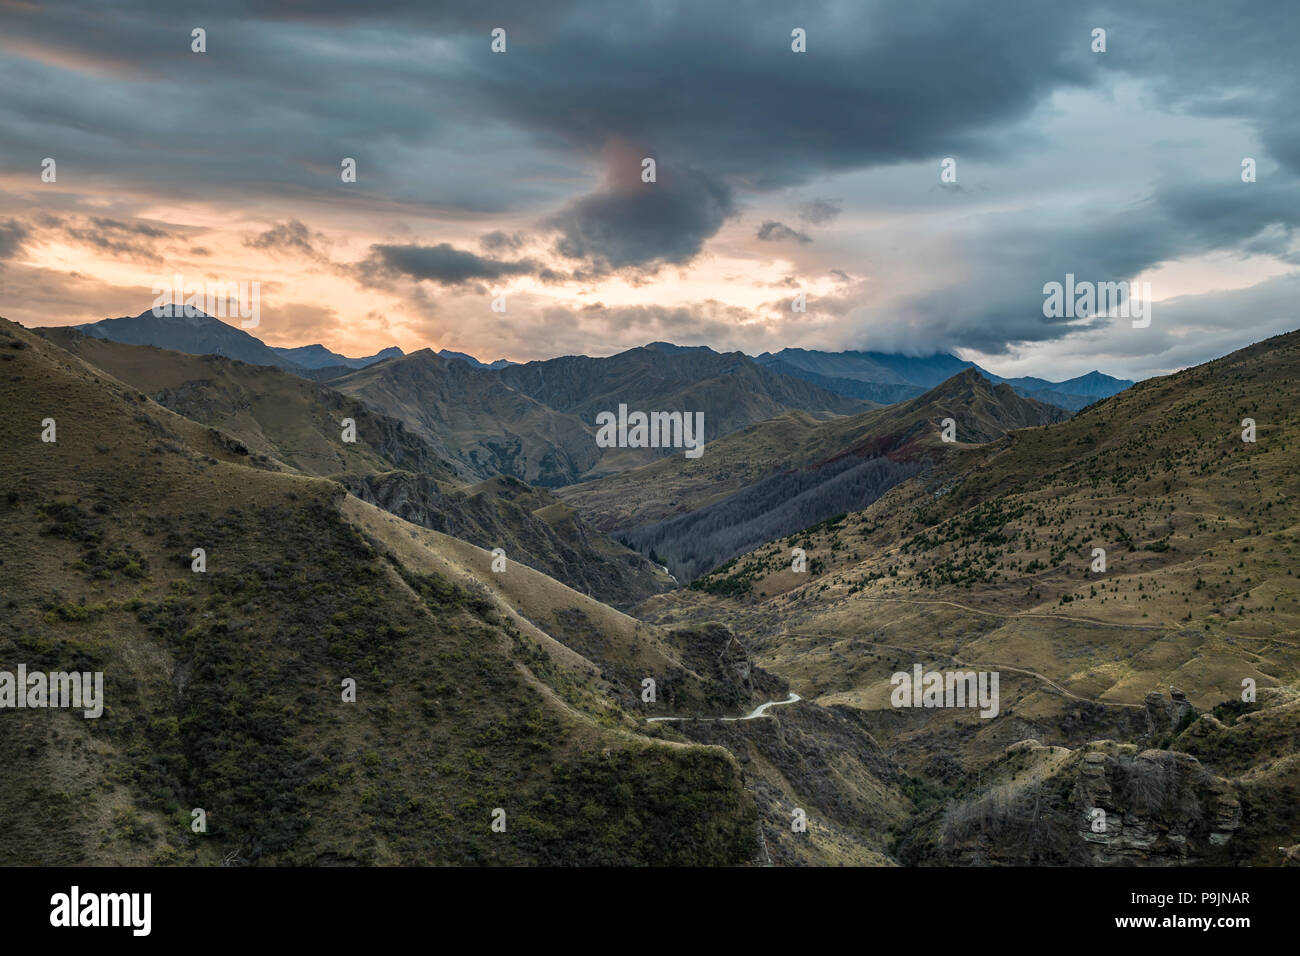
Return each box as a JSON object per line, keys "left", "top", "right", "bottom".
{"left": 934, "top": 740, "right": 1240, "bottom": 865}
{"left": 1073, "top": 745, "right": 1240, "bottom": 864}
{"left": 1144, "top": 687, "right": 1196, "bottom": 740}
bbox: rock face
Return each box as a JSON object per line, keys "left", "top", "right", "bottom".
{"left": 936, "top": 740, "right": 1241, "bottom": 866}
{"left": 1073, "top": 746, "right": 1241, "bottom": 864}
{"left": 721, "top": 633, "right": 754, "bottom": 695}
{"left": 1144, "top": 688, "right": 1196, "bottom": 740}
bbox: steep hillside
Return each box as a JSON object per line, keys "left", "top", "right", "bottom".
{"left": 498, "top": 345, "right": 867, "bottom": 435}
{"left": 563, "top": 369, "right": 1067, "bottom": 579}
{"left": 653, "top": 329, "right": 1300, "bottom": 864}
{"left": 331, "top": 349, "right": 600, "bottom": 486}
{"left": 338, "top": 472, "right": 672, "bottom": 608}
{"left": 0, "top": 316, "right": 762, "bottom": 866}
{"left": 706, "top": 328, "right": 1300, "bottom": 632}
{"left": 35, "top": 329, "right": 666, "bottom": 608}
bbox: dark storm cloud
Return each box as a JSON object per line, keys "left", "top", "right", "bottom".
{"left": 1096, "top": 1, "right": 1300, "bottom": 179}
{"left": 0, "top": 4, "right": 566, "bottom": 214}
{"left": 458, "top": 1, "right": 1103, "bottom": 189}
{"left": 355, "top": 243, "right": 537, "bottom": 287}
{"left": 4, "top": 1, "right": 1297, "bottom": 207}
{"left": 6, "top": 2, "right": 1295, "bottom": 241}
{"left": 1156, "top": 182, "right": 1300, "bottom": 255}
{"left": 545, "top": 164, "right": 734, "bottom": 274}
{"left": 0, "top": 1, "right": 1098, "bottom": 208}
{"left": 757, "top": 221, "right": 812, "bottom": 244}
{"left": 2, "top": 0, "right": 1299, "bottom": 359}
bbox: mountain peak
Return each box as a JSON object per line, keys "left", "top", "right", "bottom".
{"left": 946, "top": 367, "right": 990, "bottom": 389}
{"left": 438, "top": 348, "right": 515, "bottom": 370}
{"left": 127, "top": 305, "right": 221, "bottom": 325}
{"left": 61, "top": 306, "right": 402, "bottom": 375}
{"left": 645, "top": 342, "right": 717, "bottom": 355}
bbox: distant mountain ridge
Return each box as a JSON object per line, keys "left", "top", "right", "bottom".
{"left": 53, "top": 308, "right": 1131, "bottom": 414}
{"left": 329, "top": 344, "right": 871, "bottom": 486}
{"left": 439, "top": 349, "right": 515, "bottom": 370}
{"left": 67, "top": 307, "right": 403, "bottom": 374}
{"left": 754, "top": 347, "right": 1133, "bottom": 410}
{"left": 273, "top": 342, "right": 404, "bottom": 369}
{"left": 496, "top": 345, "right": 867, "bottom": 424}
{"left": 561, "top": 365, "right": 1070, "bottom": 579}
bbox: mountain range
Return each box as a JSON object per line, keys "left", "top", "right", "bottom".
{"left": 37, "top": 326, "right": 670, "bottom": 610}
{"left": 6, "top": 305, "right": 1295, "bottom": 867}
{"left": 59, "top": 308, "right": 1134, "bottom": 491}
{"left": 755, "top": 347, "right": 1132, "bottom": 410}
{"left": 1, "top": 316, "right": 760, "bottom": 865}
{"left": 67, "top": 308, "right": 1132, "bottom": 416}
{"left": 564, "top": 368, "right": 1069, "bottom": 581}
{"left": 73, "top": 307, "right": 404, "bottom": 377}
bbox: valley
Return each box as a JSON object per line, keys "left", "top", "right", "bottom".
{"left": 4, "top": 311, "right": 1297, "bottom": 867}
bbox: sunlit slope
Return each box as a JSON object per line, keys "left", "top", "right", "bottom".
{"left": 342, "top": 495, "right": 738, "bottom": 716}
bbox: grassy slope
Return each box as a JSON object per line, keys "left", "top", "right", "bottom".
{"left": 0, "top": 318, "right": 758, "bottom": 866}
{"left": 688, "top": 329, "right": 1300, "bottom": 706}
{"left": 559, "top": 368, "right": 1067, "bottom": 533}
{"left": 36, "top": 329, "right": 668, "bottom": 608}
{"left": 649, "top": 330, "right": 1300, "bottom": 863}
{"left": 330, "top": 350, "right": 599, "bottom": 487}
{"left": 39, "top": 327, "right": 461, "bottom": 481}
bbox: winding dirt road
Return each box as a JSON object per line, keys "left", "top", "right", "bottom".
{"left": 647, "top": 692, "right": 802, "bottom": 723}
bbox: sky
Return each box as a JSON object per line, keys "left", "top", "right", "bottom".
{"left": 1, "top": 0, "right": 1297, "bottom": 381}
